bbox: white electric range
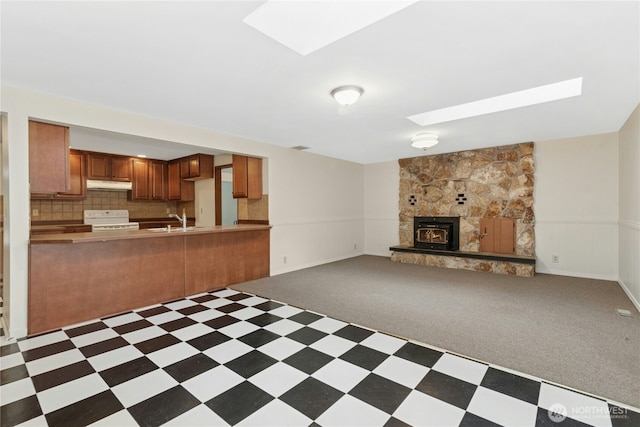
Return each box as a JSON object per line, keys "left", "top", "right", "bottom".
{"left": 83, "top": 210, "right": 140, "bottom": 232}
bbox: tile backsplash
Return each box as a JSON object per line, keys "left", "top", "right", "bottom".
{"left": 237, "top": 195, "right": 269, "bottom": 222}
{"left": 31, "top": 190, "right": 195, "bottom": 221}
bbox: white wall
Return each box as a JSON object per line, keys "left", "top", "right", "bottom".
{"left": 618, "top": 104, "right": 640, "bottom": 309}
{"left": 534, "top": 133, "right": 619, "bottom": 280}
{"left": 194, "top": 179, "right": 215, "bottom": 226}
{"left": 364, "top": 161, "right": 399, "bottom": 256}
{"left": 1, "top": 85, "right": 364, "bottom": 338}
{"left": 269, "top": 148, "right": 364, "bottom": 275}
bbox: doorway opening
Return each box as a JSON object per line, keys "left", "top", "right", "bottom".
{"left": 215, "top": 164, "right": 237, "bottom": 226}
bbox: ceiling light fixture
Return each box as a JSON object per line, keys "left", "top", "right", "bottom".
{"left": 331, "top": 85, "right": 364, "bottom": 106}
{"left": 407, "top": 77, "right": 583, "bottom": 126}
{"left": 411, "top": 133, "right": 439, "bottom": 150}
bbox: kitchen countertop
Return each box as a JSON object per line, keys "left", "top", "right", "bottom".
{"left": 30, "top": 224, "right": 271, "bottom": 244}
{"left": 30, "top": 218, "right": 197, "bottom": 234}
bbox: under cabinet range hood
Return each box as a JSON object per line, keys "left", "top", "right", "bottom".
{"left": 86, "top": 180, "right": 133, "bottom": 191}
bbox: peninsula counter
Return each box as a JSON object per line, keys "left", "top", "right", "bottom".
{"left": 29, "top": 225, "right": 270, "bottom": 335}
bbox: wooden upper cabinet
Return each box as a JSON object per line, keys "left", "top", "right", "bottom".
{"left": 130, "top": 158, "right": 150, "bottom": 200}
{"left": 55, "top": 150, "right": 86, "bottom": 199}
{"left": 188, "top": 157, "right": 199, "bottom": 177}
{"left": 149, "top": 160, "right": 167, "bottom": 200}
{"left": 179, "top": 157, "right": 190, "bottom": 179}
{"left": 168, "top": 160, "right": 194, "bottom": 201}
{"left": 232, "top": 155, "right": 248, "bottom": 199}
{"left": 32, "top": 148, "right": 86, "bottom": 199}
{"left": 232, "top": 154, "right": 262, "bottom": 199}
{"left": 86, "top": 152, "right": 110, "bottom": 180}
{"left": 29, "top": 120, "right": 70, "bottom": 194}
{"left": 179, "top": 154, "right": 214, "bottom": 180}
{"left": 167, "top": 161, "right": 181, "bottom": 200}
{"left": 87, "top": 152, "right": 132, "bottom": 181}
{"left": 479, "top": 218, "right": 516, "bottom": 254}
{"left": 247, "top": 157, "right": 263, "bottom": 199}
{"left": 130, "top": 158, "right": 167, "bottom": 201}
{"left": 111, "top": 155, "right": 133, "bottom": 181}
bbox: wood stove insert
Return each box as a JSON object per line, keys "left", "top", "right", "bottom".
{"left": 413, "top": 216, "right": 460, "bottom": 251}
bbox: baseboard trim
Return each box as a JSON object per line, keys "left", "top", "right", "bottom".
{"left": 271, "top": 253, "right": 364, "bottom": 276}
{"left": 618, "top": 279, "right": 640, "bottom": 312}
{"left": 535, "top": 267, "right": 618, "bottom": 282}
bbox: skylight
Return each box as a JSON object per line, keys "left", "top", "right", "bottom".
{"left": 243, "top": 1, "right": 418, "bottom": 56}
{"left": 407, "top": 77, "right": 583, "bottom": 126}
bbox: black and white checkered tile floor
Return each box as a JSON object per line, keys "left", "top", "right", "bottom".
{"left": 1, "top": 288, "right": 638, "bottom": 427}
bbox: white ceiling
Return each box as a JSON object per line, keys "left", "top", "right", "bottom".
{"left": 1, "top": 1, "right": 638, "bottom": 164}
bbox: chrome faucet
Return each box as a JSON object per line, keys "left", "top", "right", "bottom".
{"left": 169, "top": 209, "right": 187, "bottom": 230}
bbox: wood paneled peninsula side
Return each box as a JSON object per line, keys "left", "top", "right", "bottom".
{"left": 29, "top": 225, "right": 270, "bottom": 335}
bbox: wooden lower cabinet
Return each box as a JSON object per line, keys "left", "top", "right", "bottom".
{"left": 29, "top": 237, "right": 185, "bottom": 335}
{"left": 28, "top": 228, "right": 270, "bottom": 335}
{"left": 185, "top": 229, "right": 270, "bottom": 295}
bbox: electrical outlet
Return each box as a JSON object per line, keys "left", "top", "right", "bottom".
{"left": 552, "top": 255, "right": 560, "bottom": 263}
{"left": 32, "top": 209, "right": 39, "bottom": 217}
{"left": 166, "top": 208, "right": 170, "bottom": 214}
{"left": 283, "top": 256, "right": 287, "bottom": 264}
{"left": 354, "top": 243, "right": 357, "bottom": 250}
{"left": 200, "top": 207, "right": 204, "bottom": 214}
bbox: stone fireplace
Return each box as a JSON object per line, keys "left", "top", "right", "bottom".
{"left": 391, "top": 142, "right": 536, "bottom": 277}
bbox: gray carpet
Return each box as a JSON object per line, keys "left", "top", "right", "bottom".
{"left": 231, "top": 255, "right": 640, "bottom": 409}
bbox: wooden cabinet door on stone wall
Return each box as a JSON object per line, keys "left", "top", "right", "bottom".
{"left": 480, "top": 218, "right": 515, "bottom": 254}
